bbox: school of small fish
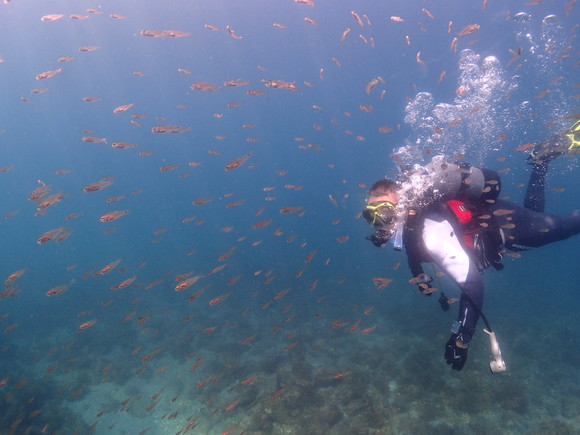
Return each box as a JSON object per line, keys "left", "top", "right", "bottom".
{"left": 0, "top": 1, "right": 578, "bottom": 433}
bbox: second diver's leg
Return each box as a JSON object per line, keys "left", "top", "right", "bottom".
{"left": 525, "top": 129, "right": 577, "bottom": 212}
{"left": 523, "top": 162, "right": 548, "bottom": 213}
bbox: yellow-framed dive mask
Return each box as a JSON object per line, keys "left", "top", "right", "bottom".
{"left": 566, "top": 119, "right": 580, "bottom": 153}
{"left": 363, "top": 201, "right": 397, "bottom": 227}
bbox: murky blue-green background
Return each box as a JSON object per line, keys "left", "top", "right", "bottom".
{"left": 0, "top": 1, "right": 578, "bottom": 433}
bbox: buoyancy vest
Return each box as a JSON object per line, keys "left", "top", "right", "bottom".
{"left": 444, "top": 199, "right": 504, "bottom": 270}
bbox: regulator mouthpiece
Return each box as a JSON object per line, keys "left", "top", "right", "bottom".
{"left": 392, "top": 222, "right": 404, "bottom": 251}
{"left": 484, "top": 329, "right": 507, "bottom": 373}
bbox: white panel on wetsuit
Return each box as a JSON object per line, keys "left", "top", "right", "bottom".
{"left": 422, "top": 218, "right": 471, "bottom": 284}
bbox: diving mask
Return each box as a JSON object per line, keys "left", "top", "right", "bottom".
{"left": 363, "top": 201, "right": 397, "bottom": 227}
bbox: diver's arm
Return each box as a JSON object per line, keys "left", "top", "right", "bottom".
{"left": 403, "top": 219, "right": 432, "bottom": 294}
{"left": 454, "top": 265, "right": 484, "bottom": 344}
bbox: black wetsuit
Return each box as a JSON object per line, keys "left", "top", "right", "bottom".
{"left": 403, "top": 161, "right": 580, "bottom": 345}
{"left": 494, "top": 162, "right": 580, "bottom": 250}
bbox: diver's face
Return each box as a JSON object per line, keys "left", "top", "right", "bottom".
{"left": 364, "top": 191, "right": 399, "bottom": 232}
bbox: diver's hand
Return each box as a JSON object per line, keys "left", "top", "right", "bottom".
{"left": 444, "top": 335, "right": 468, "bottom": 371}
{"left": 366, "top": 230, "right": 389, "bottom": 247}
{"left": 438, "top": 293, "right": 450, "bottom": 311}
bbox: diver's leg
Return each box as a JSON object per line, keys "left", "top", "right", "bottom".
{"left": 525, "top": 129, "right": 578, "bottom": 212}
{"left": 523, "top": 162, "right": 547, "bottom": 212}
{"left": 507, "top": 208, "right": 580, "bottom": 249}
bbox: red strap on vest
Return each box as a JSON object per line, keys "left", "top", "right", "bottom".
{"left": 446, "top": 200, "right": 473, "bottom": 225}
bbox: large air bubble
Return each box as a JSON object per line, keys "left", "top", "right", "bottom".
{"left": 401, "top": 50, "right": 516, "bottom": 165}
{"left": 513, "top": 12, "right": 531, "bottom": 23}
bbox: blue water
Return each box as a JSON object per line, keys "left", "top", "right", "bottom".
{"left": 0, "top": 1, "right": 578, "bottom": 434}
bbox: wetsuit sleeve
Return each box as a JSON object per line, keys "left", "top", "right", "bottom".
{"left": 421, "top": 211, "right": 483, "bottom": 344}
{"left": 403, "top": 218, "right": 426, "bottom": 278}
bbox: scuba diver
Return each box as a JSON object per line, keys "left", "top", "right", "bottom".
{"left": 363, "top": 121, "right": 580, "bottom": 371}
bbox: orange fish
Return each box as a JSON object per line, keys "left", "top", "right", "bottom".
{"left": 111, "top": 141, "right": 137, "bottom": 149}
{"left": 365, "top": 77, "right": 383, "bottom": 95}
{"left": 82, "top": 136, "right": 107, "bottom": 143}
{"left": 151, "top": 125, "right": 191, "bottom": 134}
{"left": 46, "top": 284, "right": 70, "bottom": 296}
{"left": 209, "top": 291, "right": 232, "bottom": 306}
{"left": 279, "top": 206, "right": 302, "bottom": 214}
{"left": 187, "top": 286, "right": 207, "bottom": 302}
{"left": 373, "top": 277, "right": 393, "bottom": 290}
{"left": 272, "top": 386, "right": 287, "bottom": 399}
{"left": 37, "top": 192, "right": 66, "bottom": 210}
{"left": 225, "top": 199, "right": 246, "bottom": 208}
{"left": 96, "top": 259, "right": 122, "bottom": 276}
{"left": 247, "top": 89, "right": 266, "bottom": 96}
{"left": 5, "top": 269, "right": 26, "bottom": 287}
{"left": 175, "top": 275, "right": 202, "bottom": 291}
{"left": 140, "top": 29, "right": 166, "bottom": 38}
{"left": 416, "top": 51, "right": 425, "bottom": 65}
{"left": 107, "top": 195, "right": 125, "bottom": 203}
{"left": 224, "top": 79, "right": 249, "bottom": 87}
{"left": 113, "top": 103, "right": 135, "bottom": 114}
{"left": 40, "top": 14, "right": 64, "bottom": 22}
{"left": 340, "top": 27, "right": 351, "bottom": 42}
{"left": 242, "top": 334, "right": 257, "bottom": 344}
{"left": 37, "top": 226, "right": 67, "bottom": 244}
{"left": 458, "top": 24, "right": 480, "bottom": 37}
{"left": 252, "top": 219, "right": 272, "bottom": 230}
{"left": 190, "top": 82, "right": 218, "bottom": 91}
{"left": 534, "top": 89, "right": 551, "bottom": 99}
{"left": 360, "top": 325, "right": 377, "bottom": 334}
{"left": 450, "top": 37, "right": 458, "bottom": 52}
{"left": 78, "top": 46, "right": 101, "bottom": 52}
{"left": 192, "top": 197, "right": 214, "bottom": 206}
{"left": 304, "top": 250, "right": 317, "bottom": 263}
{"left": 83, "top": 178, "right": 114, "bottom": 192}
{"left": 111, "top": 275, "right": 136, "bottom": 290}
{"left": 350, "top": 10, "right": 364, "bottom": 26}
{"left": 160, "top": 164, "right": 180, "bottom": 172}
{"left": 100, "top": 210, "right": 130, "bottom": 222}
{"left": 226, "top": 274, "right": 242, "bottom": 286}
{"left": 334, "top": 371, "right": 353, "bottom": 379}
{"left": 218, "top": 247, "right": 236, "bottom": 262}
{"left": 161, "top": 29, "right": 191, "bottom": 38}
{"left": 447, "top": 117, "right": 462, "bottom": 128}
{"left": 261, "top": 80, "right": 298, "bottom": 91}
{"left": 241, "top": 376, "right": 257, "bottom": 385}
{"left": 78, "top": 320, "right": 97, "bottom": 331}
{"left": 223, "top": 399, "right": 240, "bottom": 413}
{"left": 226, "top": 25, "right": 242, "bottom": 39}
{"left": 35, "top": 68, "right": 62, "bottom": 80}
{"left": 422, "top": 8, "right": 435, "bottom": 19}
